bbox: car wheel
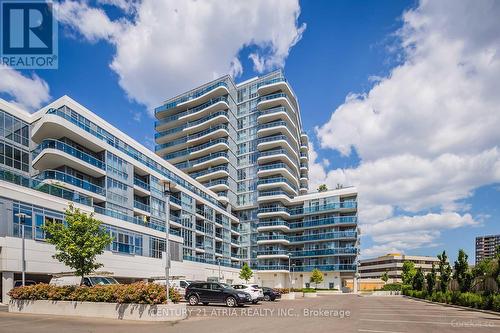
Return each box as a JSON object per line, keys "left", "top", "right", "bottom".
{"left": 226, "top": 296, "right": 237, "bottom": 307}
{"left": 202, "top": 302, "right": 209, "bottom": 305}
{"left": 264, "top": 295, "right": 271, "bottom": 301}
{"left": 188, "top": 295, "right": 199, "bottom": 306}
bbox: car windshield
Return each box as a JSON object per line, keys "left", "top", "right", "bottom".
{"left": 104, "top": 277, "right": 119, "bottom": 284}
{"left": 89, "top": 277, "right": 113, "bottom": 285}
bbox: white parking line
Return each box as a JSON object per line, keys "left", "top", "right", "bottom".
{"left": 358, "top": 329, "right": 406, "bottom": 333}
{"left": 360, "top": 318, "right": 499, "bottom": 327}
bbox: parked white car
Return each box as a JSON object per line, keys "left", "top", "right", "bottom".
{"left": 50, "top": 275, "right": 119, "bottom": 287}
{"left": 153, "top": 279, "right": 190, "bottom": 296}
{"left": 232, "top": 284, "right": 264, "bottom": 304}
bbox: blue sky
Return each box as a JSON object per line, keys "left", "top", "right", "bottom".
{"left": 1, "top": 0, "right": 499, "bottom": 263}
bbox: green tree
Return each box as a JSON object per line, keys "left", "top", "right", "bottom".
{"left": 437, "top": 250, "right": 452, "bottom": 292}
{"left": 310, "top": 268, "right": 324, "bottom": 289}
{"left": 381, "top": 271, "right": 389, "bottom": 284}
{"left": 42, "top": 205, "right": 112, "bottom": 279}
{"left": 426, "top": 264, "right": 437, "bottom": 294}
{"left": 239, "top": 263, "right": 253, "bottom": 283}
{"left": 453, "top": 249, "right": 473, "bottom": 292}
{"left": 401, "top": 261, "right": 416, "bottom": 285}
{"left": 412, "top": 267, "right": 425, "bottom": 291}
{"left": 317, "top": 184, "right": 328, "bottom": 192}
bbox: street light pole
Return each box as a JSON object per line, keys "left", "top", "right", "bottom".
{"left": 288, "top": 252, "right": 292, "bottom": 293}
{"left": 15, "top": 213, "right": 30, "bottom": 287}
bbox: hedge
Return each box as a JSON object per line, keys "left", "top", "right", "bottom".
{"left": 8, "top": 282, "right": 182, "bottom": 304}
{"left": 404, "top": 289, "right": 500, "bottom": 312}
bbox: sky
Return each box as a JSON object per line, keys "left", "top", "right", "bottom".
{"left": 1, "top": 0, "right": 499, "bottom": 263}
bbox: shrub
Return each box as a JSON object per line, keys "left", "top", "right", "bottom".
{"left": 274, "top": 288, "right": 289, "bottom": 294}
{"left": 491, "top": 294, "right": 500, "bottom": 312}
{"left": 380, "top": 283, "right": 402, "bottom": 291}
{"left": 302, "top": 288, "right": 317, "bottom": 293}
{"left": 9, "top": 282, "right": 181, "bottom": 304}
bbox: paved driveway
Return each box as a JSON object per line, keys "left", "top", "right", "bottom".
{"left": 0, "top": 295, "right": 498, "bottom": 333}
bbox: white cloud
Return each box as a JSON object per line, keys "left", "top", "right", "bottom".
{"left": 312, "top": 0, "right": 500, "bottom": 256}
{"left": 0, "top": 64, "right": 51, "bottom": 111}
{"left": 56, "top": 0, "right": 306, "bottom": 112}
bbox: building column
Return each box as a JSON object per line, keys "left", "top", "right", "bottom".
{"left": 2, "top": 271, "right": 14, "bottom": 304}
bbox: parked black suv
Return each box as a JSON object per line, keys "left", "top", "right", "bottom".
{"left": 185, "top": 282, "right": 252, "bottom": 307}
{"left": 262, "top": 287, "right": 281, "bottom": 301}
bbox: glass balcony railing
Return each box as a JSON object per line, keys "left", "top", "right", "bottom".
{"left": 33, "top": 139, "right": 105, "bottom": 170}
{"left": 258, "top": 92, "right": 287, "bottom": 103}
{"left": 290, "top": 248, "right": 357, "bottom": 257}
{"left": 93, "top": 206, "right": 165, "bottom": 232}
{"left": 289, "top": 201, "right": 357, "bottom": 215}
{"left": 133, "top": 200, "right": 150, "bottom": 212}
{"left": 258, "top": 162, "right": 297, "bottom": 176}
{"left": 258, "top": 106, "right": 295, "bottom": 121}
{"left": 155, "top": 110, "right": 229, "bottom": 139}
{"left": 0, "top": 169, "right": 92, "bottom": 206}
{"left": 257, "top": 134, "right": 296, "bottom": 147}
{"left": 190, "top": 165, "right": 229, "bottom": 179}
{"left": 155, "top": 97, "right": 229, "bottom": 127}
{"left": 258, "top": 176, "right": 298, "bottom": 191}
{"left": 258, "top": 120, "right": 290, "bottom": 131}
{"left": 175, "top": 151, "right": 229, "bottom": 169}
{"left": 288, "top": 231, "right": 357, "bottom": 243}
{"left": 183, "top": 255, "right": 241, "bottom": 268}
{"left": 257, "top": 205, "right": 289, "bottom": 214}
{"left": 258, "top": 189, "right": 294, "bottom": 199}
{"left": 202, "top": 178, "right": 229, "bottom": 188}
{"left": 163, "top": 138, "right": 229, "bottom": 160}
{"left": 258, "top": 219, "right": 288, "bottom": 228}
{"left": 258, "top": 148, "right": 296, "bottom": 161}
{"left": 37, "top": 170, "right": 105, "bottom": 196}
{"left": 133, "top": 177, "right": 150, "bottom": 191}
{"left": 255, "top": 265, "right": 289, "bottom": 271}
{"left": 155, "top": 82, "right": 229, "bottom": 115}
{"left": 169, "top": 196, "right": 182, "bottom": 206}
{"left": 289, "top": 216, "right": 357, "bottom": 229}
{"left": 292, "top": 264, "right": 356, "bottom": 272}
{"left": 156, "top": 124, "right": 228, "bottom": 152}
{"left": 256, "top": 249, "right": 289, "bottom": 256}
{"left": 257, "top": 77, "right": 286, "bottom": 88}
{"left": 257, "top": 234, "right": 289, "bottom": 241}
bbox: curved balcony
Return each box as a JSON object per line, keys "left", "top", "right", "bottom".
{"left": 257, "top": 106, "right": 297, "bottom": 128}
{"left": 300, "top": 163, "right": 308, "bottom": 172}
{"left": 257, "top": 93, "right": 296, "bottom": 117}
{"left": 217, "top": 191, "right": 229, "bottom": 205}
{"left": 257, "top": 162, "right": 299, "bottom": 184}
{"left": 257, "top": 77, "right": 295, "bottom": 101}
{"left": 176, "top": 151, "right": 229, "bottom": 171}
{"left": 256, "top": 249, "right": 290, "bottom": 259}
{"left": 162, "top": 138, "right": 229, "bottom": 163}
{"left": 257, "top": 121, "right": 298, "bottom": 145}
{"left": 256, "top": 134, "right": 299, "bottom": 155}
{"left": 190, "top": 165, "right": 229, "bottom": 183}
{"left": 257, "top": 176, "right": 298, "bottom": 195}
{"left": 155, "top": 81, "right": 229, "bottom": 118}
{"left": 186, "top": 124, "right": 228, "bottom": 145}
{"left": 257, "top": 189, "right": 294, "bottom": 204}
{"left": 256, "top": 234, "right": 290, "bottom": 245}
{"left": 299, "top": 187, "right": 308, "bottom": 195}
{"left": 32, "top": 139, "right": 106, "bottom": 178}
{"left": 288, "top": 231, "right": 357, "bottom": 244}
{"left": 292, "top": 264, "right": 356, "bottom": 272}
{"left": 202, "top": 178, "right": 230, "bottom": 192}
{"left": 300, "top": 132, "right": 309, "bottom": 145}
{"left": 287, "top": 216, "right": 357, "bottom": 230}
{"left": 155, "top": 124, "right": 228, "bottom": 155}
{"left": 37, "top": 169, "right": 106, "bottom": 202}
{"left": 256, "top": 219, "right": 290, "bottom": 232}
{"left": 257, "top": 148, "right": 298, "bottom": 167}
{"left": 300, "top": 151, "right": 308, "bottom": 161}
{"left": 257, "top": 205, "right": 290, "bottom": 219}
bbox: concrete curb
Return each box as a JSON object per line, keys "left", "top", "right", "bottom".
{"left": 404, "top": 296, "right": 500, "bottom": 317}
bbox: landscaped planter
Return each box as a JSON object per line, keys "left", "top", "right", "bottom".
{"left": 303, "top": 292, "right": 317, "bottom": 298}
{"left": 317, "top": 290, "right": 342, "bottom": 295}
{"left": 9, "top": 299, "right": 187, "bottom": 322}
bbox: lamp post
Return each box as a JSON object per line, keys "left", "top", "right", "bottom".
{"left": 162, "top": 181, "right": 172, "bottom": 303}
{"left": 15, "top": 213, "right": 31, "bottom": 287}
{"left": 288, "top": 252, "right": 292, "bottom": 293}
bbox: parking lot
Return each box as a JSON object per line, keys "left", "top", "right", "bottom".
{"left": 0, "top": 295, "right": 498, "bottom": 333}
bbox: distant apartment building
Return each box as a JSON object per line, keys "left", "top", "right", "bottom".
{"left": 154, "top": 70, "right": 359, "bottom": 288}
{"left": 475, "top": 235, "right": 500, "bottom": 264}
{"left": 359, "top": 253, "right": 440, "bottom": 283}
